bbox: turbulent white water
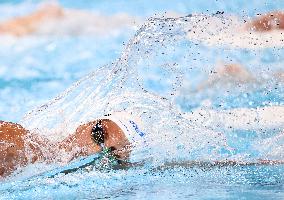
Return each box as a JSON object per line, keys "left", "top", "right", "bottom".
{"left": 20, "top": 14, "right": 284, "bottom": 166}
{"left": 1, "top": 4, "right": 284, "bottom": 198}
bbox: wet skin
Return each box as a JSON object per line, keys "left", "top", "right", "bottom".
{"left": 246, "top": 11, "right": 284, "bottom": 32}
{"left": 0, "top": 119, "right": 130, "bottom": 178}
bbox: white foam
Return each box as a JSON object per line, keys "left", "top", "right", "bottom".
{"left": 20, "top": 15, "right": 283, "bottom": 163}
{"left": 183, "top": 106, "right": 284, "bottom": 131}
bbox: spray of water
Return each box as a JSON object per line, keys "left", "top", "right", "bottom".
{"left": 20, "top": 14, "right": 283, "bottom": 165}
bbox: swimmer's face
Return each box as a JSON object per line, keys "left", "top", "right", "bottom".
{"left": 98, "top": 119, "right": 131, "bottom": 160}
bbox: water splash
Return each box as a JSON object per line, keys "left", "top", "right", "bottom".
{"left": 20, "top": 14, "right": 284, "bottom": 165}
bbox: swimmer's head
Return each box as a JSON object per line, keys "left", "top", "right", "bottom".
{"left": 89, "top": 119, "right": 131, "bottom": 160}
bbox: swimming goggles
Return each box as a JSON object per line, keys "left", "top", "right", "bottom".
{"left": 90, "top": 120, "right": 119, "bottom": 166}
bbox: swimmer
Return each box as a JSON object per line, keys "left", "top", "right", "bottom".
{"left": 0, "top": 3, "right": 139, "bottom": 36}
{"left": 246, "top": 11, "right": 284, "bottom": 32}
{"left": 196, "top": 61, "right": 284, "bottom": 92}
{"left": 0, "top": 115, "right": 133, "bottom": 178}
{"left": 0, "top": 112, "right": 149, "bottom": 178}
{"left": 195, "top": 62, "right": 254, "bottom": 92}
{"left": 1, "top": 106, "right": 284, "bottom": 178}
{"left": 186, "top": 11, "right": 284, "bottom": 48}
{"left": 273, "top": 70, "right": 284, "bottom": 82}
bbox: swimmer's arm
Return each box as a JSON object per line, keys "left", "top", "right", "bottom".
{"left": 246, "top": 11, "right": 284, "bottom": 31}
{"left": 196, "top": 63, "right": 253, "bottom": 92}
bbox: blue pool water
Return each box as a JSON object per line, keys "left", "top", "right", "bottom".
{"left": 0, "top": 1, "right": 284, "bottom": 199}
